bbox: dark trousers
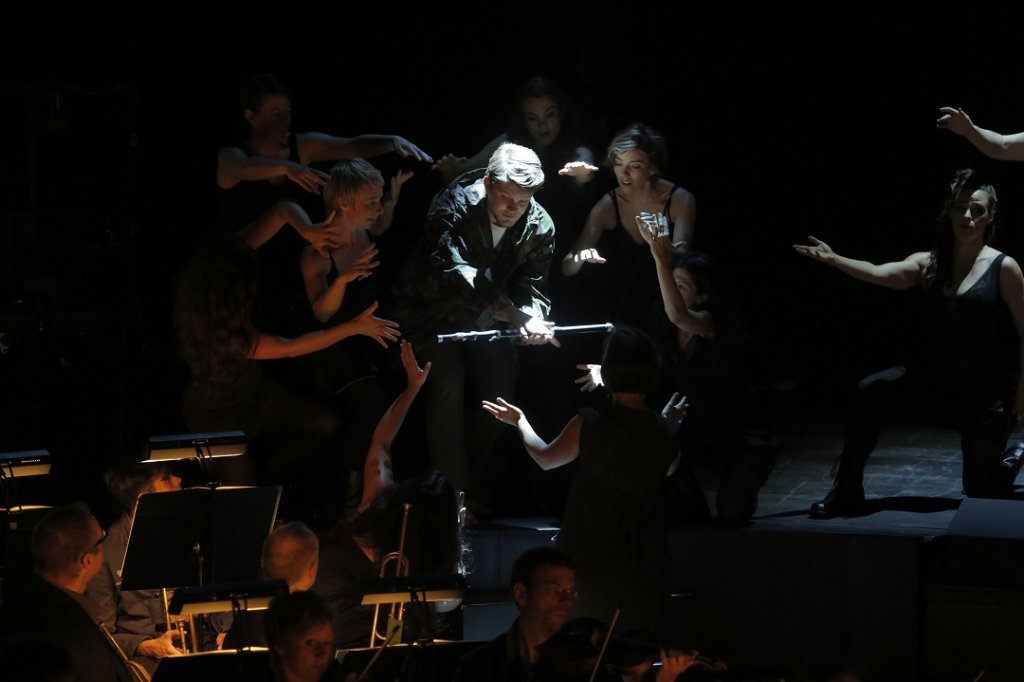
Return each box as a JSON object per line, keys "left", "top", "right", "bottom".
{"left": 839, "top": 366, "right": 1015, "bottom": 498}
{"left": 416, "top": 339, "right": 519, "bottom": 494}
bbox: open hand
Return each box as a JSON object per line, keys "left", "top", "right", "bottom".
{"left": 936, "top": 107, "right": 973, "bottom": 137}
{"left": 285, "top": 161, "right": 329, "bottom": 194}
{"left": 301, "top": 210, "right": 342, "bottom": 256}
{"left": 792, "top": 236, "right": 837, "bottom": 263}
{"left": 574, "top": 363, "right": 604, "bottom": 392}
{"left": 558, "top": 160, "right": 599, "bottom": 177}
{"left": 350, "top": 301, "right": 400, "bottom": 348}
{"left": 339, "top": 243, "right": 380, "bottom": 283}
{"left": 392, "top": 136, "right": 433, "bottom": 163}
{"left": 400, "top": 340, "right": 431, "bottom": 389}
{"left": 482, "top": 397, "right": 523, "bottom": 426}
{"left": 661, "top": 392, "right": 688, "bottom": 422}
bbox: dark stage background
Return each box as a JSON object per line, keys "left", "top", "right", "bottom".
{"left": 3, "top": 3, "right": 1024, "bottom": 510}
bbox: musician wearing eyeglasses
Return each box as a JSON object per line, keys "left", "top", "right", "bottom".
{"left": 453, "top": 546, "right": 576, "bottom": 682}
{"left": 1, "top": 505, "right": 133, "bottom": 682}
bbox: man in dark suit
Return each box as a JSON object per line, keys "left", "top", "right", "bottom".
{"left": 1, "top": 505, "right": 132, "bottom": 682}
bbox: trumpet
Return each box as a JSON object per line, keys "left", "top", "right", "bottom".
{"left": 162, "top": 588, "right": 198, "bottom": 654}
{"left": 369, "top": 502, "right": 411, "bottom": 648}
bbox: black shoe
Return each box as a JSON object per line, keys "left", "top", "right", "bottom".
{"left": 809, "top": 487, "right": 864, "bottom": 519}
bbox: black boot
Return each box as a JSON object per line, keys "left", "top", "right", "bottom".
{"left": 809, "top": 456, "right": 865, "bottom": 518}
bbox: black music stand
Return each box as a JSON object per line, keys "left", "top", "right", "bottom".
{"left": 151, "top": 649, "right": 270, "bottom": 682}
{"left": 120, "top": 486, "right": 280, "bottom": 591}
{"left": 146, "top": 431, "right": 246, "bottom": 486}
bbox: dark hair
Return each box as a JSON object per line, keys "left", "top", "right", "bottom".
{"left": 31, "top": 505, "right": 99, "bottom": 577}
{"left": 174, "top": 236, "right": 259, "bottom": 383}
{"left": 507, "top": 76, "right": 569, "bottom": 144}
{"left": 925, "top": 168, "right": 999, "bottom": 290}
{"left": 239, "top": 73, "right": 291, "bottom": 114}
{"left": 510, "top": 546, "right": 574, "bottom": 591}
{"left": 599, "top": 326, "right": 660, "bottom": 394}
{"left": 350, "top": 470, "right": 466, "bottom": 576}
{"left": 605, "top": 123, "right": 669, "bottom": 179}
{"left": 103, "top": 460, "right": 172, "bottom": 514}
{"left": 669, "top": 251, "right": 747, "bottom": 353}
{"left": 264, "top": 590, "right": 332, "bottom": 652}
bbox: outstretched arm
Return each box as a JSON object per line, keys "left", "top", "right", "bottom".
{"left": 358, "top": 341, "right": 431, "bottom": 512}
{"left": 937, "top": 107, "right": 1024, "bottom": 161}
{"left": 793, "top": 236, "right": 928, "bottom": 290}
{"left": 298, "top": 132, "right": 433, "bottom": 165}
{"left": 433, "top": 134, "right": 506, "bottom": 185}
{"left": 217, "top": 146, "right": 329, "bottom": 193}
{"left": 252, "top": 301, "right": 399, "bottom": 359}
{"left": 237, "top": 201, "right": 341, "bottom": 256}
{"left": 481, "top": 398, "right": 581, "bottom": 469}
{"left": 557, "top": 146, "right": 599, "bottom": 187}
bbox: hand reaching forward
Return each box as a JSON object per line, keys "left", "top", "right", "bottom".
{"left": 569, "top": 248, "right": 606, "bottom": 266}
{"left": 400, "top": 340, "right": 431, "bottom": 389}
{"left": 481, "top": 397, "right": 523, "bottom": 426}
{"left": 348, "top": 301, "right": 400, "bottom": 348}
{"left": 285, "top": 161, "right": 330, "bottom": 194}
{"left": 431, "top": 153, "right": 468, "bottom": 174}
{"left": 792, "top": 236, "right": 838, "bottom": 264}
{"left": 574, "top": 363, "right": 604, "bottom": 392}
{"left": 936, "top": 107, "right": 973, "bottom": 137}
{"left": 558, "top": 160, "right": 599, "bottom": 177}
{"left": 392, "top": 136, "right": 433, "bottom": 163}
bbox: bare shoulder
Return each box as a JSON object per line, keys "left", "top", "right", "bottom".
{"left": 300, "top": 245, "right": 331, "bottom": 274}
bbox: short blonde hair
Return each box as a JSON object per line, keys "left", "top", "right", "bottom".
{"left": 323, "top": 159, "right": 384, "bottom": 210}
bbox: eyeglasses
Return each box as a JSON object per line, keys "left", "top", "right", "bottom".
{"left": 303, "top": 638, "right": 334, "bottom": 654}
{"left": 93, "top": 529, "right": 108, "bottom": 548}
{"left": 533, "top": 583, "right": 579, "bottom": 602}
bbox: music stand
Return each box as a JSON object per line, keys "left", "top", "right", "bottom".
{"left": 120, "top": 486, "right": 280, "bottom": 591}
{"left": 145, "top": 431, "right": 246, "bottom": 484}
{"left": 360, "top": 573, "right": 467, "bottom": 607}
{"left": 168, "top": 580, "right": 287, "bottom": 616}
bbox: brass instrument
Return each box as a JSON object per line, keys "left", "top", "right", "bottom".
{"left": 369, "top": 502, "right": 412, "bottom": 647}
{"left": 98, "top": 621, "right": 152, "bottom": 682}
{"left": 162, "top": 588, "right": 199, "bottom": 654}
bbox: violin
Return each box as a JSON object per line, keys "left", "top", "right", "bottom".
{"left": 535, "top": 616, "right": 726, "bottom": 681}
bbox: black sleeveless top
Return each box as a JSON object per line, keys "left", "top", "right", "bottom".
{"left": 921, "top": 252, "right": 1019, "bottom": 398}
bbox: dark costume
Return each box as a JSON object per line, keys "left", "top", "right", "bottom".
{"left": 661, "top": 332, "right": 777, "bottom": 524}
{"left": 85, "top": 514, "right": 166, "bottom": 675}
{"left": 452, "top": 619, "right": 532, "bottom": 682}
{"left": 0, "top": 576, "right": 132, "bottom": 682}
{"left": 595, "top": 185, "right": 682, "bottom": 331}
{"left": 311, "top": 524, "right": 378, "bottom": 649}
{"left": 829, "top": 253, "right": 1020, "bottom": 504}
{"left": 556, "top": 406, "right": 678, "bottom": 633}
{"left": 217, "top": 135, "right": 312, "bottom": 336}
{"left": 387, "top": 170, "right": 554, "bottom": 492}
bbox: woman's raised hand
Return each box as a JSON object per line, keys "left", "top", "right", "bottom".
{"left": 400, "top": 340, "right": 431, "bottom": 389}
{"left": 481, "top": 397, "right": 523, "bottom": 426}
{"left": 936, "top": 107, "right": 974, "bottom": 137}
